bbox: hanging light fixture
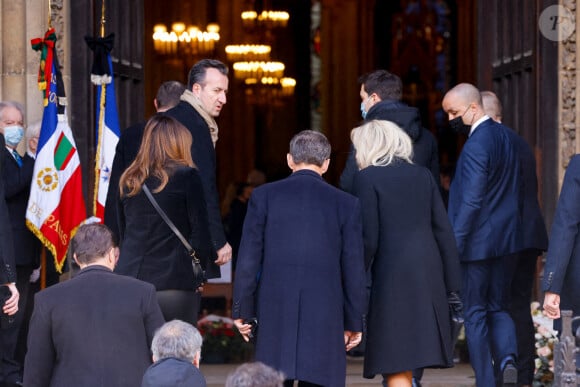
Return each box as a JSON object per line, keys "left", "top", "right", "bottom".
{"left": 152, "top": 22, "right": 220, "bottom": 56}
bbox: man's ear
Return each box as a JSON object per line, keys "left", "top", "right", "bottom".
{"left": 320, "top": 158, "right": 330, "bottom": 174}
{"left": 193, "top": 351, "right": 200, "bottom": 368}
{"left": 287, "top": 153, "right": 295, "bottom": 170}
{"left": 72, "top": 253, "right": 80, "bottom": 267}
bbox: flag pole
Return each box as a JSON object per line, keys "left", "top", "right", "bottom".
{"left": 100, "top": 0, "right": 105, "bottom": 38}
{"left": 41, "top": 0, "right": 51, "bottom": 290}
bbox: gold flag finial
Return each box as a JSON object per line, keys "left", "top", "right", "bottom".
{"left": 100, "top": 0, "right": 106, "bottom": 37}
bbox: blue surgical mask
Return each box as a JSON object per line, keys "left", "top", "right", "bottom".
{"left": 360, "top": 96, "right": 371, "bottom": 120}
{"left": 3, "top": 125, "right": 24, "bottom": 147}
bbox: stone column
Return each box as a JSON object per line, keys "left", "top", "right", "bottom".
{"left": 1, "top": 0, "right": 27, "bottom": 105}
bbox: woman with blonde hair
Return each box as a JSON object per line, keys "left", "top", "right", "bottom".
{"left": 351, "top": 120, "right": 461, "bottom": 387}
{"left": 116, "top": 114, "right": 217, "bottom": 325}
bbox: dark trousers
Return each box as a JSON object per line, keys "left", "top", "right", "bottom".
{"left": 0, "top": 265, "right": 34, "bottom": 383}
{"left": 507, "top": 250, "right": 539, "bottom": 385}
{"left": 462, "top": 257, "right": 518, "bottom": 387}
{"left": 156, "top": 289, "right": 200, "bottom": 326}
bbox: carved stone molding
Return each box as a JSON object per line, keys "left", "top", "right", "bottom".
{"left": 560, "top": 0, "right": 577, "bottom": 172}
{"left": 50, "top": 0, "right": 65, "bottom": 68}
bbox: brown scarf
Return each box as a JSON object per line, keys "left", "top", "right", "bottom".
{"left": 180, "top": 89, "right": 219, "bottom": 147}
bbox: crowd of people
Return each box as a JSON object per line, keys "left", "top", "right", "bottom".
{"left": 0, "top": 57, "right": 578, "bottom": 387}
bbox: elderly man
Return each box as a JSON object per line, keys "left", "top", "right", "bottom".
{"left": 442, "top": 83, "right": 523, "bottom": 387}
{"left": 226, "top": 362, "right": 285, "bottom": 387}
{"left": 23, "top": 223, "right": 165, "bottom": 387}
{"left": 141, "top": 319, "right": 206, "bottom": 387}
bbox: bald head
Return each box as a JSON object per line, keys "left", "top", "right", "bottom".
{"left": 442, "top": 83, "right": 485, "bottom": 125}
{"left": 481, "top": 91, "right": 502, "bottom": 123}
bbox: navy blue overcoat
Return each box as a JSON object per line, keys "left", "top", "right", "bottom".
{"left": 233, "top": 169, "right": 366, "bottom": 387}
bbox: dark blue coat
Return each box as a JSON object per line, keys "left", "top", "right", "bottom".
{"left": 141, "top": 357, "right": 206, "bottom": 387}
{"left": 448, "top": 118, "right": 523, "bottom": 261}
{"left": 232, "top": 170, "right": 366, "bottom": 387}
{"left": 542, "top": 154, "right": 580, "bottom": 313}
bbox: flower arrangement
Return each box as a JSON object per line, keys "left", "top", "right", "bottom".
{"left": 198, "top": 315, "right": 253, "bottom": 363}
{"left": 531, "top": 301, "right": 558, "bottom": 387}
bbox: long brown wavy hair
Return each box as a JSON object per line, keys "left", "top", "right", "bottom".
{"left": 119, "top": 114, "right": 194, "bottom": 197}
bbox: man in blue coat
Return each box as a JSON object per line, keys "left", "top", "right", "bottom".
{"left": 482, "top": 91, "right": 548, "bottom": 386}
{"left": 443, "top": 83, "right": 522, "bottom": 387}
{"left": 232, "top": 130, "right": 366, "bottom": 387}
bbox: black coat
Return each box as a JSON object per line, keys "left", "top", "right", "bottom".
{"left": 104, "top": 122, "right": 146, "bottom": 239}
{"left": 340, "top": 100, "right": 440, "bottom": 192}
{"left": 3, "top": 148, "right": 40, "bottom": 266}
{"left": 233, "top": 170, "right": 366, "bottom": 387}
{"left": 116, "top": 166, "right": 219, "bottom": 287}
{"left": 23, "top": 265, "right": 165, "bottom": 387}
{"left": 165, "top": 102, "right": 227, "bottom": 250}
{"left": 352, "top": 162, "right": 461, "bottom": 376}
{"left": 0, "top": 135, "right": 15, "bottom": 284}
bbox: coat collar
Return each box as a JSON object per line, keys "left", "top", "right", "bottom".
{"left": 290, "top": 169, "right": 324, "bottom": 180}
{"left": 76, "top": 264, "right": 114, "bottom": 277}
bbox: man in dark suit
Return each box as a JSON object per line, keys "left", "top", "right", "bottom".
{"left": 0, "top": 112, "right": 19, "bottom": 387}
{"left": 104, "top": 80, "right": 186, "bottom": 238}
{"left": 23, "top": 223, "right": 165, "bottom": 387}
{"left": 482, "top": 91, "right": 548, "bottom": 387}
{"left": 340, "top": 69, "right": 440, "bottom": 193}
{"left": 543, "top": 155, "right": 580, "bottom": 327}
{"left": 0, "top": 101, "right": 32, "bottom": 387}
{"left": 442, "top": 83, "right": 522, "bottom": 387}
{"left": 233, "top": 130, "right": 366, "bottom": 387}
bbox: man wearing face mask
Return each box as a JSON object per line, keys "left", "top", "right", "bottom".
{"left": 0, "top": 101, "right": 40, "bottom": 387}
{"left": 340, "top": 70, "right": 440, "bottom": 193}
{"left": 442, "top": 84, "right": 522, "bottom": 387}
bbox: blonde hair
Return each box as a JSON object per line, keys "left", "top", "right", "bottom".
{"left": 351, "top": 120, "right": 413, "bottom": 169}
{"left": 120, "top": 114, "right": 194, "bottom": 197}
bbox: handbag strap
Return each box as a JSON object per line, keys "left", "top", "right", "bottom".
{"left": 142, "top": 184, "right": 200, "bottom": 264}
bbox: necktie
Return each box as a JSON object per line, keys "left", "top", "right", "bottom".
{"left": 12, "top": 150, "right": 22, "bottom": 167}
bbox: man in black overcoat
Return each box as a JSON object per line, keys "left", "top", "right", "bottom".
{"left": 23, "top": 223, "right": 165, "bottom": 387}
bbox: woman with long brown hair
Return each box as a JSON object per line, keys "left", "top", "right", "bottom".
{"left": 116, "top": 113, "right": 217, "bottom": 324}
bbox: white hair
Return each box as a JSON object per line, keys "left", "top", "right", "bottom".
{"left": 151, "top": 320, "right": 202, "bottom": 363}
{"left": 351, "top": 120, "right": 413, "bottom": 169}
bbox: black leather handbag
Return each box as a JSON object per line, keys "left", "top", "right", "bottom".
{"left": 448, "top": 291, "right": 464, "bottom": 347}
{"left": 143, "top": 184, "right": 206, "bottom": 289}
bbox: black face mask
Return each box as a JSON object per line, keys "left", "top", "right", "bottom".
{"left": 449, "top": 116, "right": 471, "bottom": 135}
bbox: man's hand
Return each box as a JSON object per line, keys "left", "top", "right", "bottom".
{"left": 215, "top": 242, "right": 232, "bottom": 266}
{"left": 234, "top": 318, "right": 253, "bottom": 342}
{"left": 344, "top": 331, "right": 362, "bottom": 351}
{"left": 2, "top": 283, "right": 19, "bottom": 316}
{"left": 543, "top": 292, "right": 561, "bottom": 319}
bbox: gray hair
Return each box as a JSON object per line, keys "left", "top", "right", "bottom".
{"left": 225, "top": 362, "right": 285, "bottom": 387}
{"left": 351, "top": 120, "right": 413, "bottom": 169}
{"left": 0, "top": 101, "right": 25, "bottom": 123}
{"left": 187, "top": 59, "right": 229, "bottom": 89}
{"left": 151, "top": 320, "right": 202, "bottom": 363}
{"left": 289, "top": 130, "right": 331, "bottom": 167}
{"left": 26, "top": 121, "right": 42, "bottom": 140}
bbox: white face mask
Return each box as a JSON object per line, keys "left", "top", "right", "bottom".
{"left": 3, "top": 125, "right": 24, "bottom": 147}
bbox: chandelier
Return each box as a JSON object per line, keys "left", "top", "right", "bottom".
{"left": 226, "top": 1, "right": 295, "bottom": 102}
{"left": 152, "top": 22, "right": 220, "bottom": 56}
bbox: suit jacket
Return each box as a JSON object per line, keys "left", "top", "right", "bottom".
{"left": 542, "top": 154, "right": 580, "bottom": 313}
{"left": 0, "top": 135, "right": 16, "bottom": 284}
{"left": 340, "top": 100, "right": 440, "bottom": 192}
{"left": 165, "top": 102, "right": 227, "bottom": 250}
{"left": 232, "top": 170, "right": 366, "bottom": 387}
{"left": 104, "top": 122, "right": 146, "bottom": 239}
{"left": 23, "top": 265, "right": 165, "bottom": 387}
{"left": 3, "top": 147, "right": 40, "bottom": 266}
{"left": 116, "top": 166, "right": 219, "bottom": 286}
{"left": 448, "top": 118, "right": 523, "bottom": 261}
